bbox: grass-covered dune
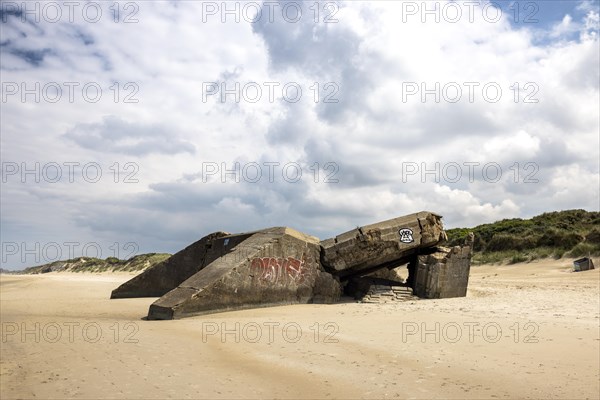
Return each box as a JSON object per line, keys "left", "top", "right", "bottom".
{"left": 446, "top": 209, "right": 600, "bottom": 264}
{"left": 18, "top": 253, "right": 171, "bottom": 274}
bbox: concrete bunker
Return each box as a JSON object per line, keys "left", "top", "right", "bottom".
{"left": 111, "top": 211, "right": 472, "bottom": 319}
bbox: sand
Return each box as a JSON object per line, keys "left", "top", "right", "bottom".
{"left": 1, "top": 259, "right": 599, "bottom": 399}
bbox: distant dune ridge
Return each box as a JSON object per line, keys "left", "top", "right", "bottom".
{"left": 11, "top": 253, "right": 171, "bottom": 274}
{"left": 446, "top": 209, "right": 600, "bottom": 264}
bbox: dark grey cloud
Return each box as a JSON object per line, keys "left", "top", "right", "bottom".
{"left": 314, "top": 63, "right": 375, "bottom": 123}
{"left": 0, "top": 13, "right": 110, "bottom": 72}
{"left": 1, "top": 9, "right": 48, "bottom": 69}
{"left": 363, "top": 104, "right": 504, "bottom": 151}
{"left": 252, "top": 1, "right": 359, "bottom": 74}
{"left": 92, "top": 52, "right": 112, "bottom": 71}
{"left": 0, "top": 7, "right": 22, "bottom": 20}
{"left": 64, "top": 115, "right": 196, "bottom": 156}
{"left": 64, "top": 162, "right": 365, "bottom": 249}
{"left": 529, "top": 137, "right": 579, "bottom": 168}
{"left": 252, "top": 1, "right": 376, "bottom": 123}
{"left": 137, "top": 182, "right": 236, "bottom": 213}
{"left": 7, "top": 48, "right": 53, "bottom": 66}
{"left": 265, "top": 102, "right": 312, "bottom": 145}
{"left": 74, "top": 30, "right": 95, "bottom": 46}
{"left": 302, "top": 138, "right": 392, "bottom": 188}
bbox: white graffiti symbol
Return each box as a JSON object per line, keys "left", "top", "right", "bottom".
{"left": 399, "top": 228, "right": 414, "bottom": 243}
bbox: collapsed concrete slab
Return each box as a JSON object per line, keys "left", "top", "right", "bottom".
{"left": 320, "top": 211, "right": 446, "bottom": 278}
{"left": 111, "top": 231, "right": 236, "bottom": 298}
{"left": 411, "top": 245, "right": 472, "bottom": 299}
{"left": 147, "top": 227, "right": 341, "bottom": 320}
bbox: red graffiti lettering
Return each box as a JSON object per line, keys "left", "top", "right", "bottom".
{"left": 250, "top": 256, "right": 307, "bottom": 284}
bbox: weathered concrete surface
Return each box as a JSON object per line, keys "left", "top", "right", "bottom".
{"left": 412, "top": 245, "right": 471, "bottom": 299}
{"left": 147, "top": 227, "right": 341, "bottom": 320}
{"left": 111, "top": 231, "right": 238, "bottom": 298}
{"left": 320, "top": 211, "right": 446, "bottom": 278}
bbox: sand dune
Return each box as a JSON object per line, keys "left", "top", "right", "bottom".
{"left": 1, "top": 259, "right": 598, "bottom": 399}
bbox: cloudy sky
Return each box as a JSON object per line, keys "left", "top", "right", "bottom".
{"left": 1, "top": 0, "right": 599, "bottom": 269}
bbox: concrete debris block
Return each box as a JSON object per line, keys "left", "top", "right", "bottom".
{"left": 418, "top": 213, "right": 448, "bottom": 246}
{"left": 110, "top": 232, "right": 232, "bottom": 298}
{"left": 311, "top": 270, "right": 343, "bottom": 303}
{"left": 147, "top": 227, "right": 341, "bottom": 320}
{"left": 344, "top": 275, "right": 417, "bottom": 303}
{"left": 320, "top": 212, "right": 446, "bottom": 277}
{"left": 360, "top": 284, "right": 418, "bottom": 304}
{"left": 413, "top": 245, "right": 471, "bottom": 299}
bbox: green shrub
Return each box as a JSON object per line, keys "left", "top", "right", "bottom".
{"left": 509, "top": 253, "right": 528, "bottom": 264}
{"left": 561, "top": 232, "right": 585, "bottom": 249}
{"left": 585, "top": 228, "right": 600, "bottom": 244}
{"left": 473, "top": 252, "right": 506, "bottom": 265}
{"left": 537, "top": 229, "right": 583, "bottom": 249}
{"left": 536, "top": 248, "right": 551, "bottom": 259}
{"left": 553, "top": 249, "right": 565, "bottom": 259}
{"left": 567, "top": 243, "right": 600, "bottom": 258}
{"left": 486, "top": 234, "right": 538, "bottom": 252}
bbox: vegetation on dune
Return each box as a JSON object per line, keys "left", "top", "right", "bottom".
{"left": 446, "top": 209, "right": 600, "bottom": 265}
{"left": 19, "top": 253, "right": 171, "bottom": 274}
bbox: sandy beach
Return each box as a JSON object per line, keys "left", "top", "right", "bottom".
{"left": 1, "top": 259, "right": 598, "bottom": 399}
